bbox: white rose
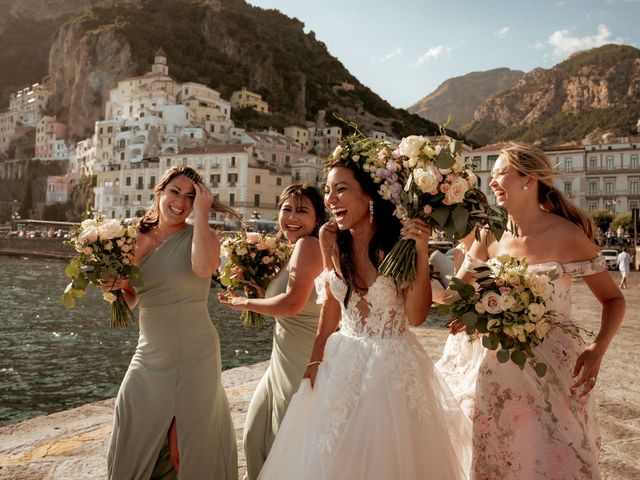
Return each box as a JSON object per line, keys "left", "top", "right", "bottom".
{"left": 498, "top": 293, "right": 516, "bottom": 311}
{"left": 235, "top": 246, "right": 248, "bottom": 256}
{"left": 518, "top": 291, "right": 531, "bottom": 306}
{"left": 422, "top": 144, "right": 438, "bottom": 159}
{"left": 475, "top": 302, "right": 486, "bottom": 314}
{"left": 265, "top": 238, "right": 277, "bottom": 251}
{"left": 413, "top": 168, "right": 439, "bottom": 194}
{"left": 98, "top": 220, "right": 125, "bottom": 240}
{"left": 122, "top": 244, "right": 131, "bottom": 253}
{"left": 524, "top": 322, "right": 536, "bottom": 333}
{"left": 467, "top": 171, "right": 478, "bottom": 187}
{"left": 512, "top": 324, "right": 526, "bottom": 342}
{"left": 528, "top": 274, "right": 553, "bottom": 300}
{"left": 399, "top": 135, "right": 426, "bottom": 160}
{"left": 81, "top": 218, "right": 99, "bottom": 229}
{"left": 481, "top": 291, "right": 502, "bottom": 315}
{"left": 444, "top": 176, "right": 469, "bottom": 204}
{"left": 527, "top": 303, "right": 546, "bottom": 322}
{"left": 487, "top": 317, "right": 501, "bottom": 330}
{"left": 126, "top": 225, "right": 138, "bottom": 239}
{"left": 246, "top": 232, "right": 262, "bottom": 245}
{"left": 535, "top": 320, "right": 552, "bottom": 339}
{"left": 451, "top": 154, "right": 464, "bottom": 174}
{"left": 78, "top": 226, "right": 99, "bottom": 244}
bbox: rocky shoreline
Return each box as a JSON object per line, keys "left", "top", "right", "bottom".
{"left": 1, "top": 276, "right": 639, "bottom": 479}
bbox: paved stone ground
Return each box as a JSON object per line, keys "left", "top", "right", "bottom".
{"left": 1, "top": 272, "right": 638, "bottom": 479}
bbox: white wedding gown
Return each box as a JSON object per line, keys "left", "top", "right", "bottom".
{"left": 258, "top": 269, "right": 471, "bottom": 480}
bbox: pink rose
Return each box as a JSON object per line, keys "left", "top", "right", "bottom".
{"left": 256, "top": 241, "right": 268, "bottom": 251}
{"left": 444, "top": 176, "right": 469, "bottom": 204}
{"left": 423, "top": 204, "right": 433, "bottom": 214}
{"left": 481, "top": 291, "right": 502, "bottom": 314}
{"left": 246, "top": 232, "right": 261, "bottom": 244}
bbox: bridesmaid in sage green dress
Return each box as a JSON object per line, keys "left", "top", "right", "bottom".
{"left": 104, "top": 166, "right": 238, "bottom": 479}
{"left": 218, "top": 184, "right": 326, "bottom": 480}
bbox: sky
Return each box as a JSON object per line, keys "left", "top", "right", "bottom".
{"left": 245, "top": 0, "right": 640, "bottom": 109}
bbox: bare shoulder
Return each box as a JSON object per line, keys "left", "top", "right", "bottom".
{"left": 292, "top": 235, "right": 321, "bottom": 258}
{"left": 469, "top": 227, "right": 496, "bottom": 260}
{"left": 546, "top": 216, "right": 598, "bottom": 262}
{"left": 319, "top": 221, "right": 338, "bottom": 247}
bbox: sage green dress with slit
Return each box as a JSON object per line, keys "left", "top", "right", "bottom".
{"left": 243, "top": 268, "right": 320, "bottom": 480}
{"left": 107, "top": 225, "right": 237, "bottom": 480}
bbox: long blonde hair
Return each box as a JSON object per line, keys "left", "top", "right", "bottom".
{"left": 499, "top": 142, "right": 596, "bottom": 242}
{"left": 138, "top": 165, "right": 240, "bottom": 233}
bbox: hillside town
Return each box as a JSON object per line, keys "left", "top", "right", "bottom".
{"left": 1, "top": 48, "right": 639, "bottom": 250}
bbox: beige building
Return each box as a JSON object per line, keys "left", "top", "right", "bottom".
{"left": 464, "top": 139, "right": 640, "bottom": 215}
{"left": 284, "top": 125, "right": 310, "bottom": 151}
{"left": 94, "top": 143, "right": 291, "bottom": 226}
{"left": 230, "top": 87, "right": 269, "bottom": 114}
{"left": 35, "top": 116, "right": 67, "bottom": 160}
{"left": 291, "top": 155, "right": 323, "bottom": 188}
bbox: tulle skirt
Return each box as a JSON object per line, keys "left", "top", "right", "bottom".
{"left": 258, "top": 330, "right": 472, "bottom": 480}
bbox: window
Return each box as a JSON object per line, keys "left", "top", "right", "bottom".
{"left": 630, "top": 179, "right": 639, "bottom": 195}
{"left": 294, "top": 171, "right": 301, "bottom": 181}
{"left": 167, "top": 159, "right": 171, "bottom": 167}
{"left": 486, "top": 155, "right": 498, "bottom": 172}
{"left": 231, "top": 156, "right": 236, "bottom": 167}
{"left": 125, "top": 209, "right": 131, "bottom": 218}
{"left": 126, "top": 176, "right": 131, "bottom": 186}
{"left": 630, "top": 201, "right": 639, "bottom": 211}
{"left": 276, "top": 177, "right": 282, "bottom": 186}
{"left": 275, "top": 195, "right": 280, "bottom": 206}
{"left": 589, "top": 156, "right": 597, "bottom": 170}
{"left": 564, "top": 181, "right": 572, "bottom": 196}
{"left": 137, "top": 194, "right": 142, "bottom": 202}
{"left": 606, "top": 155, "right": 614, "bottom": 170}
{"left": 588, "top": 180, "right": 597, "bottom": 196}
{"left": 564, "top": 158, "right": 573, "bottom": 172}
{"left": 228, "top": 173, "right": 238, "bottom": 186}
{"left": 120, "top": 152, "right": 125, "bottom": 160}
{"left": 588, "top": 202, "right": 597, "bottom": 212}
{"left": 285, "top": 155, "right": 290, "bottom": 165}
{"left": 149, "top": 176, "right": 156, "bottom": 189}
{"left": 254, "top": 194, "right": 261, "bottom": 207}
{"left": 210, "top": 174, "right": 220, "bottom": 187}
{"left": 604, "top": 179, "right": 615, "bottom": 195}
{"left": 632, "top": 155, "right": 638, "bottom": 170}
{"left": 124, "top": 194, "right": 129, "bottom": 203}
{"left": 149, "top": 194, "right": 154, "bottom": 201}
{"left": 472, "top": 156, "right": 481, "bottom": 170}
{"left": 229, "top": 193, "right": 235, "bottom": 206}
{"left": 255, "top": 175, "right": 261, "bottom": 184}
{"left": 271, "top": 153, "right": 277, "bottom": 163}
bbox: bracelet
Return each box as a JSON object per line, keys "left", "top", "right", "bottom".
{"left": 307, "top": 360, "right": 322, "bottom": 368}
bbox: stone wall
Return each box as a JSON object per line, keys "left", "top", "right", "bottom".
{"left": 0, "top": 237, "right": 73, "bottom": 258}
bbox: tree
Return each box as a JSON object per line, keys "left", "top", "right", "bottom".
{"left": 591, "top": 210, "right": 615, "bottom": 234}
{"left": 18, "top": 180, "right": 33, "bottom": 219}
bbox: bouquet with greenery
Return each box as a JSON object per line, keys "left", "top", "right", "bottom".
{"left": 61, "top": 216, "right": 140, "bottom": 328}
{"left": 327, "top": 127, "right": 509, "bottom": 283}
{"left": 218, "top": 231, "right": 291, "bottom": 327}
{"left": 438, "top": 254, "right": 590, "bottom": 377}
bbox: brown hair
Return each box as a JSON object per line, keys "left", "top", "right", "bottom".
{"left": 499, "top": 142, "right": 596, "bottom": 242}
{"left": 277, "top": 183, "right": 327, "bottom": 237}
{"left": 138, "top": 165, "right": 239, "bottom": 233}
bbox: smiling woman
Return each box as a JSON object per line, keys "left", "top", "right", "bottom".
{"left": 105, "top": 165, "right": 240, "bottom": 479}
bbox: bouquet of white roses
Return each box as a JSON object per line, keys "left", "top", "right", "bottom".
{"left": 61, "top": 216, "right": 140, "bottom": 328}
{"left": 327, "top": 129, "right": 509, "bottom": 283}
{"left": 438, "top": 254, "right": 567, "bottom": 377}
{"left": 218, "top": 231, "right": 291, "bottom": 327}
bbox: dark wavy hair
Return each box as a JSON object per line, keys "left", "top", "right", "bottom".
{"left": 138, "top": 165, "right": 239, "bottom": 233}
{"left": 325, "top": 151, "right": 402, "bottom": 306}
{"left": 277, "top": 183, "right": 327, "bottom": 238}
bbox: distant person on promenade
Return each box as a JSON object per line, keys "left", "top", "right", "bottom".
{"left": 103, "top": 166, "right": 238, "bottom": 479}
{"left": 617, "top": 247, "right": 631, "bottom": 289}
{"left": 441, "top": 143, "right": 625, "bottom": 478}
{"left": 218, "top": 183, "right": 326, "bottom": 480}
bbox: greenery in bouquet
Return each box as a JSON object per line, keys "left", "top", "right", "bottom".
{"left": 61, "top": 216, "right": 140, "bottom": 328}
{"left": 438, "top": 254, "right": 591, "bottom": 377}
{"left": 326, "top": 122, "right": 509, "bottom": 283}
{"left": 218, "top": 231, "right": 291, "bottom": 327}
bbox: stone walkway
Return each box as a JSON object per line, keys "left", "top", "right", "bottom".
{"left": 0, "top": 273, "right": 638, "bottom": 479}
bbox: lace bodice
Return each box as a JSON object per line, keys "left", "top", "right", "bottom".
{"left": 315, "top": 269, "right": 407, "bottom": 338}
{"left": 462, "top": 255, "right": 606, "bottom": 322}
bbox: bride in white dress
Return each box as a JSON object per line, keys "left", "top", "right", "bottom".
{"left": 258, "top": 149, "right": 472, "bottom": 479}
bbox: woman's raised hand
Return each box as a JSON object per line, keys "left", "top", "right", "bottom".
{"left": 193, "top": 182, "right": 213, "bottom": 218}
{"left": 100, "top": 277, "right": 125, "bottom": 293}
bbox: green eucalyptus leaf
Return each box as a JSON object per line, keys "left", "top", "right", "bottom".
{"left": 461, "top": 311, "right": 478, "bottom": 327}
{"left": 511, "top": 349, "right": 527, "bottom": 367}
{"left": 451, "top": 206, "right": 469, "bottom": 238}
{"left": 496, "top": 349, "right": 510, "bottom": 363}
{"left": 430, "top": 207, "right": 450, "bottom": 228}
{"left": 436, "top": 149, "right": 455, "bottom": 169}
{"left": 61, "top": 293, "right": 75, "bottom": 308}
{"left": 534, "top": 362, "right": 547, "bottom": 377}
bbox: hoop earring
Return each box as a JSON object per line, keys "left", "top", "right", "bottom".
{"left": 369, "top": 200, "right": 374, "bottom": 224}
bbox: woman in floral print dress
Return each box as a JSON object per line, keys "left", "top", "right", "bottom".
{"left": 439, "top": 143, "right": 625, "bottom": 479}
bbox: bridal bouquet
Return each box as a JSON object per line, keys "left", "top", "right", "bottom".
{"left": 218, "top": 231, "right": 290, "bottom": 327}
{"left": 61, "top": 216, "right": 140, "bottom": 328}
{"left": 438, "top": 254, "right": 560, "bottom": 377}
{"left": 327, "top": 129, "right": 508, "bottom": 283}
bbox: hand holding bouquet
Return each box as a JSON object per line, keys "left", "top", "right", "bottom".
{"left": 218, "top": 231, "right": 290, "bottom": 327}
{"left": 61, "top": 216, "right": 140, "bottom": 328}
{"left": 438, "top": 254, "right": 565, "bottom": 377}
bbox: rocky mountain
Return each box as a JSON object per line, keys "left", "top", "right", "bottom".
{"left": 462, "top": 44, "right": 640, "bottom": 145}
{"left": 0, "top": 0, "right": 100, "bottom": 108}
{"left": 408, "top": 68, "right": 524, "bottom": 131}
{"left": 5, "top": 0, "right": 449, "bottom": 141}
